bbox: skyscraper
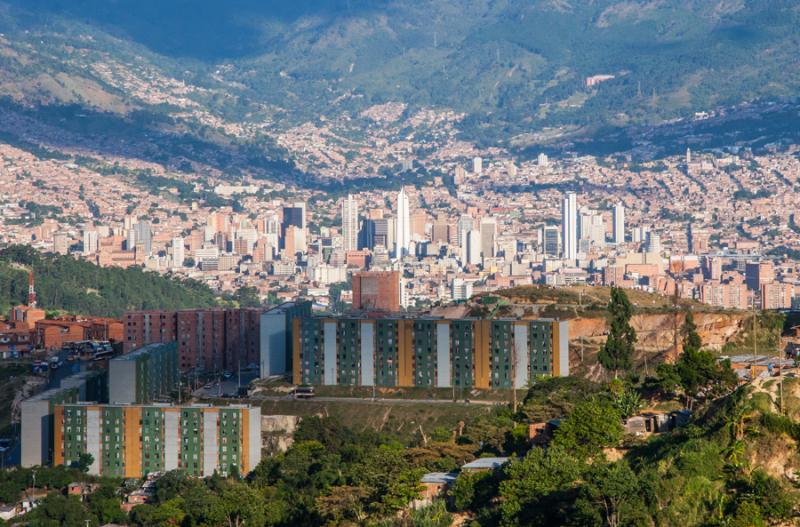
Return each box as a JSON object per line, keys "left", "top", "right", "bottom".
{"left": 561, "top": 192, "right": 578, "bottom": 261}
{"left": 341, "top": 194, "right": 359, "bottom": 252}
{"left": 473, "top": 156, "right": 483, "bottom": 175}
{"left": 613, "top": 202, "right": 625, "bottom": 244}
{"left": 395, "top": 188, "right": 411, "bottom": 257}
{"left": 542, "top": 226, "right": 560, "bottom": 257}
{"left": 172, "top": 237, "right": 185, "bottom": 268}
{"left": 457, "top": 215, "right": 474, "bottom": 247}
{"left": 480, "top": 217, "right": 497, "bottom": 258}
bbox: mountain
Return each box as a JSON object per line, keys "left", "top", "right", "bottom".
{"left": 0, "top": 0, "right": 797, "bottom": 172}
{"left": 0, "top": 245, "right": 219, "bottom": 317}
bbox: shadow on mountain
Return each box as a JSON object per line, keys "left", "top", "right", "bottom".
{"left": 6, "top": 0, "right": 392, "bottom": 61}
{"left": 0, "top": 97, "right": 309, "bottom": 184}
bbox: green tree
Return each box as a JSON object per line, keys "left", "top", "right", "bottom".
{"left": 499, "top": 445, "right": 583, "bottom": 526}
{"left": 599, "top": 288, "right": 637, "bottom": 378}
{"left": 553, "top": 400, "right": 623, "bottom": 459}
{"left": 573, "top": 461, "right": 651, "bottom": 527}
{"left": 27, "top": 494, "right": 92, "bottom": 527}
{"left": 221, "top": 480, "right": 266, "bottom": 527}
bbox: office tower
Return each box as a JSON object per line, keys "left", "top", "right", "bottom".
{"left": 431, "top": 219, "right": 449, "bottom": 243}
{"left": 686, "top": 148, "right": 692, "bottom": 164}
{"left": 613, "top": 202, "right": 625, "bottom": 244}
{"left": 579, "top": 208, "right": 605, "bottom": 248}
{"left": 454, "top": 165, "right": 467, "bottom": 184}
{"left": 645, "top": 232, "right": 661, "bottom": 255}
{"left": 410, "top": 210, "right": 427, "bottom": 239}
{"left": 480, "top": 217, "right": 497, "bottom": 258}
{"left": 466, "top": 230, "right": 482, "bottom": 266}
{"left": 82, "top": 230, "right": 99, "bottom": 254}
{"left": 171, "top": 237, "right": 185, "bottom": 268}
{"left": 451, "top": 278, "right": 474, "bottom": 301}
{"left": 457, "top": 215, "right": 474, "bottom": 247}
{"left": 561, "top": 192, "right": 578, "bottom": 261}
{"left": 473, "top": 156, "right": 483, "bottom": 175}
{"left": 395, "top": 188, "right": 411, "bottom": 257}
{"left": 542, "top": 226, "right": 560, "bottom": 257}
{"left": 341, "top": 194, "right": 359, "bottom": 252}
{"left": 132, "top": 221, "right": 152, "bottom": 255}
{"left": 352, "top": 271, "right": 401, "bottom": 312}
{"left": 53, "top": 231, "right": 69, "bottom": 255}
{"left": 281, "top": 202, "right": 306, "bottom": 248}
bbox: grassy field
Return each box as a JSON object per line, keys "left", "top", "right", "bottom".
{"left": 207, "top": 395, "right": 495, "bottom": 444}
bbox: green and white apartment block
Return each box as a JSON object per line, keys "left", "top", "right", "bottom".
{"left": 54, "top": 403, "right": 261, "bottom": 478}
{"left": 108, "top": 342, "right": 179, "bottom": 404}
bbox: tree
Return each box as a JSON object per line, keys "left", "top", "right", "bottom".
{"left": 573, "top": 461, "right": 651, "bottom": 527}
{"left": 553, "top": 400, "right": 623, "bottom": 458}
{"left": 70, "top": 453, "right": 93, "bottom": 473}
{"left": 27, "top": 494, "right": 92, "bottom": 527}
{"left": 499, "top": 445, "right": 583, "bottom": 526}
{"left": 599, "top": 288, "right": 637, "bottom": 378}
{"left": 221, "top": 481, "right": 266, "bottom": 527}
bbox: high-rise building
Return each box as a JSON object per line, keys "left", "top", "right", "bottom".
{"left": 537, "top": 153, "right": 549, "bottom": 167}
{"left": 82, "top": 230, "right": 99, "bottom": 254}
{"left": 457, "top": 215, "right": 474, "bottom": 247}
{"left": 466, "top": 230, "right": 482, "bottom": 266}
{"left": 745, "top": 261, "right": 775, "bottom": 292}
{"left": 341, "top": 194, "right": 359, "bottom": 252}
{"left": 578, "top": 208, "right": 605, "bottom": 248}
{"left": 352, "top": 271, "right": 401, "bottom": 312}
{"left": 613, "top": 202, "right": 625, "bottom": 244}
{"left": 473, "top": 156, "right": 483, "bottom": 175}
{"left": 451, "top": 278, "right": 474, "bottom": 301}
{"left": 53, "top": 231, "right": 70, "bottom": 255}
{"left": 281, "top": 202, "right": 306, "bottom": 249}
{"left": 133, "top": 221, "right": 152, "bottom": 255}
{"left": 561, "top": 192, "right": 578, "bottom": 261}
{"left": 395, "top": 188, "right": 411, "bottom": 257}
{"left": 171, "top": 237, "right": 185, "bottom": 268}
{"left": 259, "top": 301, "right": 314, "bottom": 377}
{"left": 480, "top": 217, "right": 497, "bottom": 258}
{"left": 542, "top": 226, "right": 560, "bottom": 257}
{"left": 645, "top": 232, "right": 661, "bottom": 255}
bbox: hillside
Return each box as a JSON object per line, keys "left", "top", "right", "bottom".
{"left": 0, "top": 0, "right": 795, "bottom": 171}
{"left": 0, "top": 245, "right": 219, "bottom": 317}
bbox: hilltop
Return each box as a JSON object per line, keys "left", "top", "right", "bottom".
{"left": 0, "top": 0, "right": 795, "bottom": 177}
{"left": 0, "top": 245, "right": 219, "bottom": 317}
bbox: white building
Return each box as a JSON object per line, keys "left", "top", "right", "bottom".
{"left": 395, "top": 188, "right": 411, "bottom": 257}
{"left": 473, "top": 156, "right": 483, "bottom": 175}
{"left": 561, "top": 192, "right": 578, "bottom": 261}
{"left": 451, "top": 278, "right": 474, "bottom": 301}
{"left": 82, "top": 230, "right": 98, "bottom": 254}
{"left": 341, "top": 194, "right": 359, "bottom": 252}
{"left": 171, "top": 237, "right": 185, "bottom": 268}
{"left": 613, "top": 202, "right": 625, "bottom": 244}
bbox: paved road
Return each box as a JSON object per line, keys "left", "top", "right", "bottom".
{"left": 247, "top": 394, "right": 502, "bottom": 406}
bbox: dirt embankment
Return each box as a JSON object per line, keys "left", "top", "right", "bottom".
{"left": 569, "top": 311, "right": 748, "bottom": 380}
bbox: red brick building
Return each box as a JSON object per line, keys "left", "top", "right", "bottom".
{"left": 352, "top": 271, "right": 401, "bottom": 312}
{"left": 124, "top": 307, "right": 270, "bottom": 373}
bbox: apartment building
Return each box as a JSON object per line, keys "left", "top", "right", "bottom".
{"left": 54, "top": 403, "right": 261, "bottom": 478}
{"left": 291, "top": 316, "right": 569, "bottom": 390}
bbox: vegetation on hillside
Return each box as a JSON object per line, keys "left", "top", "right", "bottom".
{"left": 0, "top": 245, "right": 218, "bottom": 317}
